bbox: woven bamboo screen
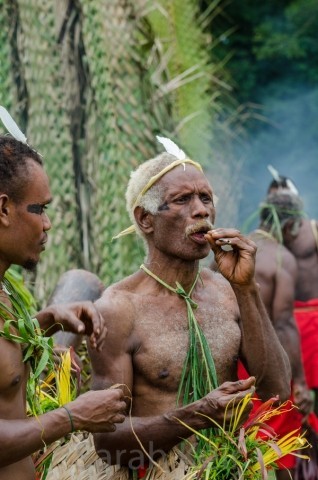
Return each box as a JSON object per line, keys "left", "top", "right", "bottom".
{"left": 0, "top": 0, "right": 234, "bottom": 304}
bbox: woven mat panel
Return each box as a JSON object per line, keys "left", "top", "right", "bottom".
{"left": 46, "top": 433, "right": 191, "bottom": 480}
{"left": 47, "top": 433, "right": 129, "bottom": 480}
{"left": 0, "top": 2, "right": 17, "bottom": 118}
{"left": 16, "top": 0, "right": 82, "bottom": 304}
{"left": 79, "top": 0, "right": 161, "bottom": 284}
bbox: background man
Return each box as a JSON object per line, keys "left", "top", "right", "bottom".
{"left": 292, "top": 220, "right": 318, "bottom": 414}
{"left": 248, "top": 192, "right": 313, "bottom": 480}
{"left": 50, "top": 268, "right": 105, "bottom": 355}
{"left": 89, "top": 149, "right": 291, "bottom": 473}
{"left": 265, "top": 171, "right": 318, "bottom": 417}
{"left": 0, "top": 135, "right": 126, "bottom": 480}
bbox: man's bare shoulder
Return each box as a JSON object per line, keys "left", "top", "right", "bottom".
{"left": 94, "top": 271, "right": 143, "bottom": 325}
{"left": 277, "top": 244, "right": 297, "bottom": 275}
{"left": 201, "top": 266, "right": 234, "bottom": 292}
{"left": 251, "top": 231, "right": 297, "bottom": 276}
{"left": 287, "top": 218, "right": 317, "bottom": 255}
{"left": 200, "top": 267, "right": 240, "bottom": 318}
{"left": 89, "top": 273, "right": 143, "bottom": 365}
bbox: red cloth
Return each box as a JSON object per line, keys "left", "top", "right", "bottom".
{"left": 137, "top": 466, "right": 148, "bottom": 478}
{"left": 307, "top": 411, "right": 318, "bottom": 432}
{"left": 294, "top": 299, "right": 318, "bottom": 389}
{"left": 238, "top": 361, "right": 302, "bottom": 470}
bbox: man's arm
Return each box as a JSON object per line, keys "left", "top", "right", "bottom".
{"left": 49, "top": 268, "right": 105, "bottom": 351}
{"left": 271, "top": 250, "right": 312, "bottom": 415}
{"left": 205, "top": 228, "right": 291, "bottom": 402}
{"left": 234, "top": 281, "right": 291, "bottom": 401}
{"left": 0, "top": 389, "right": 126, "bottom": 467}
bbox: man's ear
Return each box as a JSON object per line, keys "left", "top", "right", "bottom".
{"left": 0, "top": 194, "right": 10, "bottom": 227}
{"left": 134, "top": 206, "right": 154, "bottom": 234}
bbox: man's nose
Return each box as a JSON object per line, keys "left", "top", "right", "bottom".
{"left": 42, "top": 212, "right": 52, "bottom": 231}
{"left": 191, "top": 196, "right": 209, "bottom": 218}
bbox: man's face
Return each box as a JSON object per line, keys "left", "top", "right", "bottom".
{"left": 8, "top": 159, "right": 52, "bottom": 270}
{"left": 151, "top": 165, "right": 215, "bottom": 260}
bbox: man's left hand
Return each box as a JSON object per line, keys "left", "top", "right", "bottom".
{"left": 36, "top": 301, "right": 107, "bottom": 350}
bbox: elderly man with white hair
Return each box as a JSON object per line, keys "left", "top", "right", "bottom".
{"left": 89, "top": 139, "right": 291, "bottom": 476}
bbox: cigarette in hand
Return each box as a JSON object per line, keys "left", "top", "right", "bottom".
{"left": 219, "top": 238, "right": 233, "bottom": 251}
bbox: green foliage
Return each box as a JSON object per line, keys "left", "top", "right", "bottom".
{"left": 254, "top": 0, "right": 318, "bottom": 65}
{"left": 147, "top": 0, "right": 224, "bottom": 164}
{"left": 180, "top": 394, "right": 308, "bottom": 480}
{"left": 0, "top": 275, "right": 54, "bottom": 413}
{"left": 215, "top": 0, "right": 318, "bottom": 103}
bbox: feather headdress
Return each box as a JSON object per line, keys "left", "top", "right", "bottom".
{"left": 267, "top": 164, "right": 280, "bottom": 182}
{"left": 0, "top": 106, "right": 27, "bottom": 144}
{"left": 267, "top": 164, "right": 299, "bottom": 195}
{"left": 156, "top": 135, "right": 186, "bottom": 160}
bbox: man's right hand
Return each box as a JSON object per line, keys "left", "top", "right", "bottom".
{"left": 197, "top": 377, "right": 256, "bottom": 428}
{"left": 66, "top": 388, "right": 127, "bottom": 432}
{"left": 293, "top": 381, "right": 313, "bottom": 417}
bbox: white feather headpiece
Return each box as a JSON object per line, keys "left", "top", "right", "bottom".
{"left": 156, "top": 135, "right": 186, "bottom": 160}
{"left": 0, "top": 105, "right": 27, "bottom": 144}
{"left": 286, "top": 179, "right": 299, "bottom": 195}
{"left": 267, "top": 164, "right": 280, "bottom": 182}
{"left": 267, "top": 164, "right": 298, "bottom": 195}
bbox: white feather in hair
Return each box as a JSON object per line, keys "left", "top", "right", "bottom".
{"left": 267, "top": 164, "right": 280, "bottom": 182}
{"left": 156, "top": 135, "right": 186, "bottom": 160}
{"left": 0, "top": 106, "right": 27, "bottom": 144}
{"left": 286, "top": 179, "right": 299, "bottom": 195}
{"left": 267, "top": 164, "right": 299, "bottom": 195}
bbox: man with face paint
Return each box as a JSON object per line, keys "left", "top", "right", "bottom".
{"left": 89, "top": 147, "right": 291, "bottom": 473}
{"left": 0, "top": 135, "right": 126, "bottom": 480}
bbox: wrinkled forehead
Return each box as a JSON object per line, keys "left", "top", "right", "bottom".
{"left": 158, "top": 164, "right": 213, "bottom": 194}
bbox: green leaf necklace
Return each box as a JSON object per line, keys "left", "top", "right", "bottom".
{"left": 140, "top": 264, "right": 219, "bottom": 452}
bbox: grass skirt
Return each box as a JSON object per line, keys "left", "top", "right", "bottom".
{"left": 45, "top": 433, "right": 192, "bottom": 480}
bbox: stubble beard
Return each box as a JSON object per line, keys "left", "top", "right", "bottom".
{"left": 23, "top": 259, "right": 38, "bottom": 271}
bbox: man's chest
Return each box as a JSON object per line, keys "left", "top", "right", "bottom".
{"left": 0, "top": 335, "right": 25, "bottom": 394}
{"left": 132, "top": 301, "right": 241, "bottom": 389}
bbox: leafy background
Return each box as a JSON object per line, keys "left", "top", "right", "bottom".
{"left": 0, "top": 0, "right": 317, "bottom": 303}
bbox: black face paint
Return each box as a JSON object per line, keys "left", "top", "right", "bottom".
{"left": 158, "top": 201, "right": 169, "bottom": 211}
{"left": 27, "top": 204, "right": 46, "bottom": 215}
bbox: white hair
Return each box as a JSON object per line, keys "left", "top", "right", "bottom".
{"left": 125, "top": 152, "right": 180, "bottom": 235}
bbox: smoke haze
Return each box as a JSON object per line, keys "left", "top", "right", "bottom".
{"left": 238, "top": 86, "right": 318, "bottom": 231}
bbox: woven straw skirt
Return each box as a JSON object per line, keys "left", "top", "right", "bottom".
{"left": 45, "top": 433, "right": 192, "bottom": 480}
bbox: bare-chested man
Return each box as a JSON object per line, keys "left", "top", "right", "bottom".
{"left": 248, "top": 192, "right": 312, "bottom": 480}
{"left": 267, "top": 173, "right": 318, "bottom": 417}
{"left": 270, "top": 189, "right": 318, "bottom": 416}
{"left": 0, "top": 135, "right": 126, "bottom": 480}
{"left": 89, "top": 146, "right": 291, "bottom": 473}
